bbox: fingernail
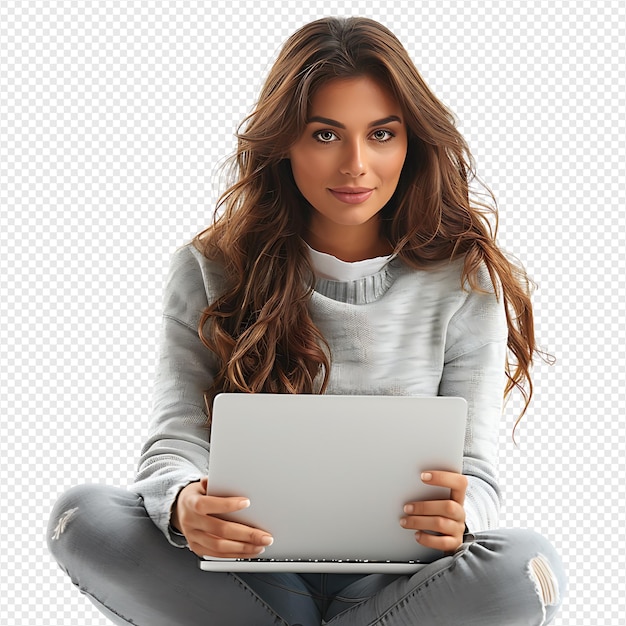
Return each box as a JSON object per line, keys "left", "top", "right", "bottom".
{"left": 415, "top": 531, "right": 421, "bottom": 540}
{"left": 400, "top": 518, "right": 408, "bottom": 527}
{"left": 256, "top": 547, "right": 265, "bottom": 554}
{"left": 238, "top": 499, "right": 251, "bottom": 509}
{"left": 260, "top": 535, "right": 274, "bottom": 546}
{"left": 421, "top": 472, "right": 432, "bottom": 481}
{"left": 404, "top": 504, "right": 414, "bottom": 514}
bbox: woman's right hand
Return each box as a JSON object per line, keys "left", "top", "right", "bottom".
{"left": 171, "top": 476, "right": 274, "bottom": 558}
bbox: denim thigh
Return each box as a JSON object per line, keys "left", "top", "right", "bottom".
{"left": 323, "top": 528, "right": 566, "bottom": 625}
{"left": 47, "top": 483, "right": 320, "bottom": 626}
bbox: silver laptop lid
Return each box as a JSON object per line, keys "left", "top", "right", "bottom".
{"left": 204, "top": 394, "right": 467, "bottom": 567}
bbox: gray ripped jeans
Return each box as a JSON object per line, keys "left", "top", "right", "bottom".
{"left": 47, "top": 484, "right": 566, "bottom": 625}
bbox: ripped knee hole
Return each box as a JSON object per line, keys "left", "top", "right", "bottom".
{"left": 528, "top": 554, "right": 559, "bottom": 607}
{"left": 51, "top": 507, "right": 79, "bottom": 540}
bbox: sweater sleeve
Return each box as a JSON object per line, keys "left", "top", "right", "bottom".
{"left": 438, "top": 268, "right": 509, "bottom": 533}
{"left": 129, "top": 245, "right": 221, "bottom": 547}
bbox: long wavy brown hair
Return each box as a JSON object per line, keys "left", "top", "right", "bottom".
{"left": 195, "top": 16, "right": 545, "bottom": 435}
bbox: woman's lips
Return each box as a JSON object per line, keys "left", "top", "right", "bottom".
{"left": 328, "top": 187, "right": 374, "bottom": 204}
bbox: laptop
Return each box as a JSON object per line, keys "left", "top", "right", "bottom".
{"left": 199, "top": 393, "right": 467, "bottom": 573}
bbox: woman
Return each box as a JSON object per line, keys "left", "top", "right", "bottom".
{"left": 48, "top": 16, "right": 566, "bottom": 625}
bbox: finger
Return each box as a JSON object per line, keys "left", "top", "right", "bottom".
{"left": 403, "top": 499, "right": 465, "bottom": 521}
{"left": 421, "top": 471, "right": 468, "bottom": 505}
{"left": 400, "top": 514, "right": 462, "bottom": 536}
{"left": 194, "top": 495, "right": 253, "bottom": 516}
{"left": 200, "top": 516, "right": 274, "bottom": 547}
{"left": 414, "top": 529, "right": 463, "bottom": 554}
{"left": 188, "top": 532, "right": 269, "bottom": 559}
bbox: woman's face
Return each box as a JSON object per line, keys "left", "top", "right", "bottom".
{"left": 288, "top": 75, "right": 408, "bottom": 259}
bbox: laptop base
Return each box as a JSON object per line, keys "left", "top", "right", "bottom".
{"left": 199, "top": 558, "right": 428, "bottom": 573}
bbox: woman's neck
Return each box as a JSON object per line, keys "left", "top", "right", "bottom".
{"left": 305, "top": 224, "right": 392, "bottom": 262}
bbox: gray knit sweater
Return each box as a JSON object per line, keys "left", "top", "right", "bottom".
{"left": 131, "top": 243, "right": 509, "bottom": 547}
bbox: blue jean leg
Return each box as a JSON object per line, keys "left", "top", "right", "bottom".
{"left": 48, "top": 485, "right": 566, "bottom": 626}
{"left": 323, "top": 529, "right": 567, "bottom": 625}
{"left": 47, "top": 484, "right": 320, "bottom": 626}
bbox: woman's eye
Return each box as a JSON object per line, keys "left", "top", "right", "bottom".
{"left": 312, "top": 129, "right": 394, "bottom": 143}
{"left": 314, "top": 130, "right": 338, "bottom": 143}
{"left": 372, "top": 129, "right": 394, "bottom": 142}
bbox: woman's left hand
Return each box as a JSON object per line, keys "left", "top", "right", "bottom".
{"left": 400, "top": 470, "right": 468, "bottom": 554}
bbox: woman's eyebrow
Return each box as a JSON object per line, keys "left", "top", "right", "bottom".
{"left": 306, "top": 115, "right": 402, "bottom": 128}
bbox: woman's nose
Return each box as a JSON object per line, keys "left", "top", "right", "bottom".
{"left": 339, "top": 141, "right": 366, "bottom": 177}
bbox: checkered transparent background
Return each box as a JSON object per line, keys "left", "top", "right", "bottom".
{"left": 2, "top": 1, "right": 624, "bottom": 624}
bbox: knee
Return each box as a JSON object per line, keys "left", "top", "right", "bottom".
{"left": 466, "top": 528, "right": 567, "bottom": 618}
{"left": 47, "top": 484, "right": 142, "bottom": 569}
{"left": 523, "top": 531, "right": 567, "bottom": 621}
{"left": 47, "top": 484, "right": 92, "bottom": 575}
{"left": 497, "top": 528, "right": 566, "bottom": 595}
{"left": 528, "top": 554, "right": 560, "bottom": 610}
{"left": 48, "top": 484, "right": 94, "bottom": 551}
